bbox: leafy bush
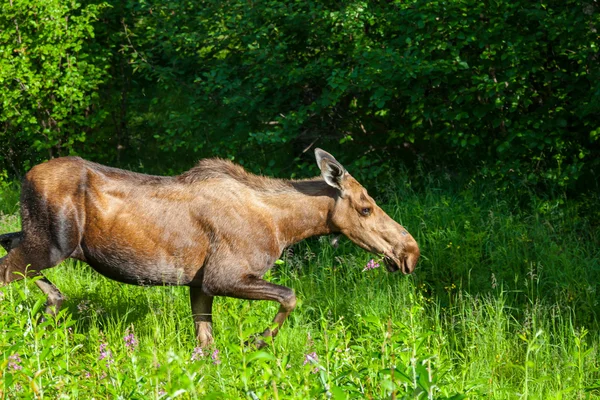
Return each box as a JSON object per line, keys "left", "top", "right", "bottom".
{"left": 89, "top": 0, "right": 599, "bottom": 187}
{"left": 0, "top": 0, "right": 109, "bottom": 175}
{"left": 1, "top": 0, "right": 599, "bottom": 191}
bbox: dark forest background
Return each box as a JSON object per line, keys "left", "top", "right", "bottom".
{"left": 1, "top": 0, "right": 599, "bottom": 195}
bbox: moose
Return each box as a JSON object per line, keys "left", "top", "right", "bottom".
{"left": 0, "top": 149, "right": 419, "bottom": 348}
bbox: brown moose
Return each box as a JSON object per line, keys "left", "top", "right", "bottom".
{"left": 0, "top": 149, "right": 419, "bottom": 348}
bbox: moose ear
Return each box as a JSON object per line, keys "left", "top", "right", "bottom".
{"left": 315, "top": 148, "right": 347, "bottom": 192}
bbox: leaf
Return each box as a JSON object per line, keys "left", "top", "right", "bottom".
{"left": 247, "top": 351, "right": 276, "bottom": 363}
{"left": 331, "top": 386, "right": 349, "bottom": 399}
{"left": 379, "top": 368, "right": 413, "bottom": 385}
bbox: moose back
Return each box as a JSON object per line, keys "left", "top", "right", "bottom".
{"left": 0, "top": 149, "right": 419, "bottom": 348}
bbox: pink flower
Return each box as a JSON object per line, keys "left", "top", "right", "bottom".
{"left": 303, "top": 352, "right": 319, "bottom": 374}
{"left": 211, "top": 349, "right": 221, "bottom": 365}
{"left": 99, "top": 343, "right": 113, "bottom": 366}
{"left": 362, "top": 259, "right": 380, "bottom": 271}
{"left": 191, "top": 347, "right": 204, "bottom": 361}
{"left": 8, "top": 353, "right": 22, "bottom": 371}
{"left": 124, "top": 332, "right": 138, "bottom": 351}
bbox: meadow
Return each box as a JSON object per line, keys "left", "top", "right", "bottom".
{"left": 0, "top": 173, "right": 599, "bottom": 399}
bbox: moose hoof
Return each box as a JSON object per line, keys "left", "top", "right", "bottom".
{"left": 245, "top": 334, "right": 271, "bottom": 349}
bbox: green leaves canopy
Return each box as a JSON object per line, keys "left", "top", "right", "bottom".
{"left": 0, "top": 0, "right": 109, "bottom": 172}
{"left": 1, "top": 0, "right": 599, "bottom": 190}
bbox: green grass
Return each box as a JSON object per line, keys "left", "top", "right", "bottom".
{"left": 1, "top": 175, "right": 599, "bottom": 399}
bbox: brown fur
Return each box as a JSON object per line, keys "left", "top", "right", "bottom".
{"left": 0, "top": 149, "right": 419, "bottom": 348}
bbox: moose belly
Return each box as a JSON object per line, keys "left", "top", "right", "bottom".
{"left": 80, "top": 244, "right": 200, "bottom": 286}
{"left": 79, "top": 221, "right": 207, "bottom": 286}
{"left": 80, "top": 196, "right": 208, "bottom": 286}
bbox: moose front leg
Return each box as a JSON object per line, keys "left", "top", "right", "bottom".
{"left": 190, "top": 287, "right": 214, "bottom": 348}
{"left": 207, "top": 275, "right": 297, "bottom": 349}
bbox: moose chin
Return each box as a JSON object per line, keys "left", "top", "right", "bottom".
{"left": 0, "top": 148, "right": 419, "bottom": 348}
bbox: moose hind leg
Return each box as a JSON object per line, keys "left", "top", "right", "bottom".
{"left": 0, "top": 231, "right": 23, "bottom": 253}
{"left": 190, "top": 287, "right": 214, "bottom": 348}
{"left": 209, "top": 275, "right": 297, "bottom": 348}
{"left": 35, "top": 277, "right": 65, "bottom": 318}
{"left": 2, "top": 182, "right": 82, "bottom": 284}
{"left": 0, "top": 240, "right": 64, "bottom": 285}
{"left": 1, "top": 241, "right": 67, "bottom": 320}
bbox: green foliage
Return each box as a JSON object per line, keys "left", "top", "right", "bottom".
{"left": 1, "top": 0, "right": 599, "bottom": 189}
{"left": 0, "top": 0, "right": 110, "bottom": 175}
{"left": 84, "top": 0, "right": 600, "bottom": 188}
{"left": 0, "top": 172, "right": 19, "bottom": 215}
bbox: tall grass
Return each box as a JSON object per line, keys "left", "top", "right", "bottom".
{"left": 0, "top": 174, "right": 599, "bottom": 399}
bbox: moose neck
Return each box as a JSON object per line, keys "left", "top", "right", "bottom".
{"left": 265, "top": 180, "right": 338, "bottom": 248}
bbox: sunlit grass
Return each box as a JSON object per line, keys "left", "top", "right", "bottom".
{"left": 1, "top": 176, "right": 599, "bottom": 398}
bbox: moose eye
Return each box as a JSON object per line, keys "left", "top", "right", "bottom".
{"left": 361, "top": 207, "right": 371, "bottom": 216}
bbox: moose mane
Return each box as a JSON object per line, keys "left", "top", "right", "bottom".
{"left": 177, "top": 158, "right": 329, "bottom": 196}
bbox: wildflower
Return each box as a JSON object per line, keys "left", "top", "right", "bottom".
{"left": 191, "top": 347, "right": 204, "bottom": 361}
{"left": 124, "top": 331, "right": 138, "bottom": 351}
{"left": 84, "top": 371, "right": 91, "bottom": 379}
{"left": 8, "top": 353, "right": 22, "bottom": 371}
{"left": 158, "top": 388, "right": 167, "bottom": 396}
{"left": 303, "top": 352, "right": 318, "bottom": 366}
{"left": 362, "top": 259, "right": 380, "bottom": 271}
{"left": 303, "top": 352, "right": 319, "bottom": 374}
{"left": 211, "top": 349, "right": 221, "bottom": 365}
{"left": 99, "top": 342, "right": 113, "bottom": 366}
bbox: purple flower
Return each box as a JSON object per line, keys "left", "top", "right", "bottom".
{"left": 99, "top": 343, "right": 113, "bottom": 366}
{"left": 8, "top": 353, "right": 22, "bottom": 371}
{"left": 191, "top": 347, "right": 204, "bottom": 361}
{"left": 211, "top": 349, "right": 221, "bottom": 365}
{"left": 84, "top": 370, "right": 91, "bottom": 379}
{"left": 124, "top": 332, "right": 138, "bottom": 351}
{"left": 362, "top": 259, "right": 380, "bottom": 272}
{"left": 303, "top": 352, "right": 319, "bottom": 374}
{"left": 303, "top": 352, "right": 318, "bottom": 366}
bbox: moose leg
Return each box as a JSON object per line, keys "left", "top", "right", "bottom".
{"left": 0, "top": 244, "right": 54, "bottom": 284}
{"left": 212, "top": 275, "right": 297, "bottom": 348}
{"left": 190, "top": 287, "right": 214, "bottom": 348}
{"left": 0, "top": 231, "right": 23, "bottom": 253}
{"left": 0, "top": 239, "right": 70, "bottom": 319}
{"left": 35, "top": 277, "right": 65, "bottom": 318}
